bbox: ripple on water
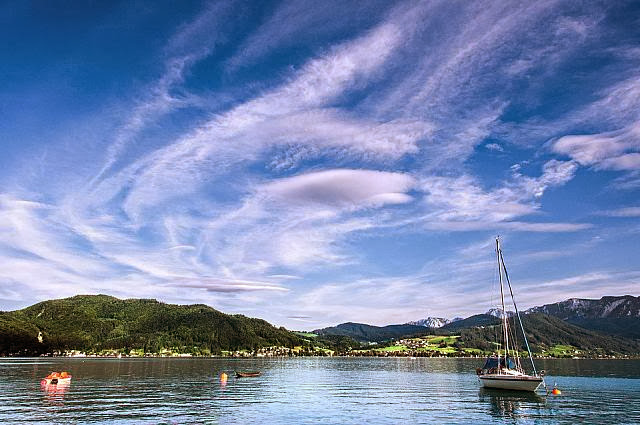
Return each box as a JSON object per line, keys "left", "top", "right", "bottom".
{"left": 0, "top": 358, "right": 639, "bottom": 424}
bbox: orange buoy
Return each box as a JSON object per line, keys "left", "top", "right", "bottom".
{"left": 220, "top": 372, "right": 228, "bottom": 383}
{"left": 551, "top": 388, "right": 561, "bottom": 395}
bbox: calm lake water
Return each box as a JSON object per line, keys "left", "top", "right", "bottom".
{"left": 1, "top": 357, "right": 639, "bottom": 424}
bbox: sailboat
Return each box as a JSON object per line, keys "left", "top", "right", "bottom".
{"left": 477, "top": 237, "right": 545, "bottom": 392}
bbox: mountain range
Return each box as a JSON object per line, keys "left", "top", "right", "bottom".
{"left": 314, "top": 295, "right": 640, "bottom": 354}
{"left": 525, "top": 295, "right": 640, "bottom": 318}
{"left": 485, "top": 308, "right": 515, "bottom": 318}
{"left": 525, "top": 295, "right": 640, "bottom": 339}
{"left": 406, "top": 317, "right": 463, "bottom": 328}
{"left": 404, "top": 295, "right": 640, "bottom": 336}
{"left": 1, "top": 294, "right": 638, "bottom": 357}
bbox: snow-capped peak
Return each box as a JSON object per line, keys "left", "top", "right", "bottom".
{"left": 406, "top": 317, "right": 450, "bottom": 328}
{"left": 486, "top": 308, "right": 515, "bottom": 318}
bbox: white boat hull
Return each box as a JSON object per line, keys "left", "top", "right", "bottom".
{"left": 479, "top": 375, "right": 542, "bottom": 392}
{"left": 42, "top": 377, "right": 72, "bottom": 385}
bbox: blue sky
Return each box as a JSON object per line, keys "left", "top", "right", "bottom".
{"left": 1, "top": 0, "right": 639, "bottom": 329}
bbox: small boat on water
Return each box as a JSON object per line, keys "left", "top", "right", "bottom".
{"left": 41, "top": 371, "right": 72, "bottom": 385}
{"left": 477, "top": 238, "right": 545, "bottom": 392}
{"left": 235, "top": 371, "right": 261, "bottom": 378}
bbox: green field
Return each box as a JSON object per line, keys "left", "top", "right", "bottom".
{"left": 377, "top": 345, "right": 408, "bottom": 352}
{"left": 416, "top": 345, "right": 457, "bottom": 354}
{"left": 426, "top": 335, "right": 459, "bottom": 344}
{"left": 543, "top": 344, "right": 581, "bottom": 357}
{"left": 294, "top": 332, "right": 318, "bottom": 338}
{"left": 346, "top": 335, "right": 467, "bottom": 355}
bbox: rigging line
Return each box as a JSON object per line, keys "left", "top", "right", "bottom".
{"left": 508, "top": 315, "right": 522, "bottom": 370}
{"left": 499, "top": 247, "right": 538, "bottom": 376}
{"left": 507, "top": 312, "right": 520, "bottom": 369}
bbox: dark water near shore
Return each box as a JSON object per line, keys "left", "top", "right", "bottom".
{"left": 1, "top": 357, "right": 639, "bottom": 424}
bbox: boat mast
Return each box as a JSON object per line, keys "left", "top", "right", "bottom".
{"left": 496, "top": 237, "right": 510, "bottom": 367}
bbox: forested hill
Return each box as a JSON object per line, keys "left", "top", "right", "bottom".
{"left": 525, "top": 295, "right": 640, "bottom": 339}
{"left": 313, "top": 322, "right": 428, "bottom": 342}
{"left": 437, "top": 314, "right": 500, "bottom": 332}
{"left": 315, "top": 313, "right": 640, "bottom": 356}
{"left": 456, "top": 313, "right": 640, "bottom": 355}
{"left": 0, "top": 295, "right": 301, "bottom": 356}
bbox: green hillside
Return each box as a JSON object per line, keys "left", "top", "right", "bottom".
{"left": 314, "top": 322, "right": 429, "bottom": 342}
{"left": 454, "top": 313, "right": 640, "bottom": 356}
{"left": 437, "top": 314, "right": 500, "bottom": 332}
{"left": 566, "top": 317, "right": 640, "bottom": 339}
{"left": 525, "top": 295, "right": 640, "bottom": 339}
{"left": 0, "top": 295, "right": 301, "bottom": 356}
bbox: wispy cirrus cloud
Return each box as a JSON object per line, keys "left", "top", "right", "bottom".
{"left": 516, "top": 271, "right": 640, "bottom": 309}
{"left": 0, "top": 193, "right": 291, "bottom": 311}
{"left": 485, "top": 143, "right": 504, "bottom": 152}
{"left": 92, "top": 54, "right": 202, "bottom": 183}
{"left": 93, "top": 15, "right": 428, "bottom": 222}
{"left": 195, "top": 168, "right": 415, "bottom": 273}
{"left": 225, "top": 0, "right": 392, "bottom": 71}
{"left": 2, "top": 0, "right": 639, "bottom": 327}
{"left": 551, "top": 121, "right": 640, "bottom": 171}
{"left": 598, "top": 206, "right": 640, "bottom": 217}
{"left": 413, "top": 159, "right": 582, "bottom": 231}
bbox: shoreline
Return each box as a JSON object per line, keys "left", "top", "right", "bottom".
{"left": 2, "top": 354, "right": 638, "bottom": 360}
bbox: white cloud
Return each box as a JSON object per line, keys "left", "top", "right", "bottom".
{"left": 0, "top": 195, "right": 111, "bottom": 277}
{"left": 165, "top": 0, "right": 236, "bottom": 56}
{"left": 420, "top": 220, "right": 590, "bottom": 233}
{"left": 94, "top": 17, "right": 429, "bottom": 221}
{"left": 485, "top": 143, "right": 504, "bottom": 152}
{"left": 4, "top": 0, "right": 634, "bottom": 325}
{"left": 195, "top": 169, "right": 414, "bottom": 272}
{"left": 376, "top": 0, "right": 583, "bottom": 119}
{"left": 415, "top": 159, "right": 582, "bottom": 231}
{"left": 587, "top": 77, "right": 640, "bottom": 126}
{"left": 261, "top": 169, "right": 415, "bottom": 209}
{"left": 421, "top": 175, "right": 535, "bottom": 223}
{"left": 92, "top": 55, "right": 202, "bottom": 183}
{"left": 91, "top": 2, "right": 243, "bottom": 185}
{"left": 516, "top": 159, "right": 578, "bottom": 198}
{"left": 293, "top": 276, "right": 459, "bottom": 327}
{"left": 515, "top": 271, "right": 640, "bottom": 310}
{"left": 257, "top": 110, "right": 430, "bottom": 162}
{"left": 225, "top": 0, "right": 392, "bottom": 71}
{"left": 551, "top": 122, "right": 640, "bottom": 171}
{"left": 0, "top": 193, "right": 293, "bottom": 311}
{"left": 599, "top": 206, "right": 640, "bottom": 217}
{"left": 168, "top": 277, "right": 288, "bottom": 293}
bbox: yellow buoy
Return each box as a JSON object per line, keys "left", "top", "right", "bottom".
{"left": 220, "top": 372, "right": 228, "bottom": 383}
{"left": 551, "top": 388, "right": 561, "bottom": 395}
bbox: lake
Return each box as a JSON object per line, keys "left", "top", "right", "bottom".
{"left": 1, "top": 357, "right": 639, "bottom": 424}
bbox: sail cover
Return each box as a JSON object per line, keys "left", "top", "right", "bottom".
{"left": 482, "top": 356, "right": 516, "bottom": 370}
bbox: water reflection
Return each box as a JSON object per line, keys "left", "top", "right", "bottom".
{"left": 479, "top": 388, "right": 546, "bottom": 420}
{"left": 0, "top": 358, "right": 637, "bottom": 424}
{"left": 41, "top": 381, "right": 70, "bottom": 405}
